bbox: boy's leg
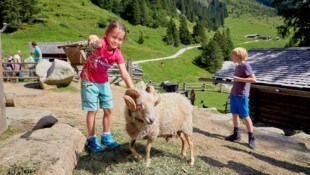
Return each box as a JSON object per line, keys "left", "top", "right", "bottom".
{"left": 244, "top": 117, "right": 256, "bottom": 149}
{"left": 225, "top": 95, "right": 241, "bottom": 141}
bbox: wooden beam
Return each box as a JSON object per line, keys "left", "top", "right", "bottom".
{"left": 0, "top": 23, "right": 8, "bottom": 133}
{"left": 199, "top": 77, "right": 233, "bottom": 85}
{"left": 252, "top": 84, "right": 310, "bottom": 98}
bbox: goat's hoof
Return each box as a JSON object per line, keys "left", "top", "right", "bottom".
{"left": 133, "top": 154, "right": 142, "bottom": 160}
{"left": 145, "top": 159, "right": 151, "bottom": 167}
{"left": 188, "top": 159, "right": 195, "bottom": 167}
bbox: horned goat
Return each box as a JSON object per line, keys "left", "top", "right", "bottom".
{"left": 123, "top": 86, "right": 194, "bottom": 167}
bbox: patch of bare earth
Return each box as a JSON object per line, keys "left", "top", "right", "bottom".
{"left": 3, "top": 82, "right": 310, "bottom": 175}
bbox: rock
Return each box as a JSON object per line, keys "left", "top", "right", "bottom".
{"left": 0, "top": 124, "right": 86, "bottom": 175}
{"left": 36, "top": 59, "right": 75, "bottom": 88}
{"left": 6, "top": 107, "right": 57, "bottom": 132}
{"left": 256, "top": 127, "right": 285, "bottom": 135}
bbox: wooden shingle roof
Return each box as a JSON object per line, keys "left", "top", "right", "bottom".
{"left": 214, "top": 47, "right": 310, "bottom": 90}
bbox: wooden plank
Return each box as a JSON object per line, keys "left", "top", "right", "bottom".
{"left": 252, "top": 84, "right": 310, "bottom": 98}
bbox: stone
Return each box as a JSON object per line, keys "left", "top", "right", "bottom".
{"left": 0, "top": 124, "right": 86, "bottom": 175}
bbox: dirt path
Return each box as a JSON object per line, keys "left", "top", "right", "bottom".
{"left": 133, "top": 45, "right": 200, "bottom": 64}
{"left": 3, "top": 82, "right": 310, "bottom": 175}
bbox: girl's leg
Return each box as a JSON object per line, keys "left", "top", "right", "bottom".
{"left": 102, "top": 108, "right": 112, "bottom": 132}
{"left": 86, "top": 111, "right": 97, "bottom": 136}
{"left": 101, "top": 108, "right": 120, "bottom": 148}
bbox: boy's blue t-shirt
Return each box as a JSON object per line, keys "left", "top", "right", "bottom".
{"left": 231, "top": 62, "right": 253, "bottom": 97}
{"left": 34, "top": 47, "right": 42, "bottom": 62}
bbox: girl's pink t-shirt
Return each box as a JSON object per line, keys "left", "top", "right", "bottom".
{"left": 80, "top": 38, "right": 124, "bottom": 83}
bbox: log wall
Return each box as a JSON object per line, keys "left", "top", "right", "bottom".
{"left": 250, "top": 85, "right": 310, "bottom": 133}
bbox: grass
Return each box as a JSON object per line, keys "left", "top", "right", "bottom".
{"left": 0, "top": 127, "right": 22, "bottom": 141}
{"left": 74, "top": 136, "right": 235, "bottom": 175}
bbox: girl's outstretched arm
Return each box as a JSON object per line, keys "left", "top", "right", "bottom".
{"left": 118, "top": 63, "right": 134, "bottom": 88}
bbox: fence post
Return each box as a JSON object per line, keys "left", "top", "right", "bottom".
{"left": 0, "top": 23, "right": 8, "bottom": 133}
{"left": 126, "top": 58, "right": 132, "bottom": 78}
{"left": 183, "top": 82, "right": 186, "bottom": 90}
{"left": 203, "top": 83, "right": 206, "bottom": 91}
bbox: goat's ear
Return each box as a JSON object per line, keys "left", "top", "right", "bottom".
{"left": 123, "top": 95, "right": 137, "bottom": 111}
{"left": 146, "top": 85, "right": 155, "bottom": 93}
{"left": 154, "top": 94, "right": 161, "bottom": 106}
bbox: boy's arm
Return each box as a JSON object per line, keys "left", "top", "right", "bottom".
{"left": 117, "top": 63, "right": 134, "bottom": 88}
{"left": 233, "top": 73, "right": 256, "bottom": 83}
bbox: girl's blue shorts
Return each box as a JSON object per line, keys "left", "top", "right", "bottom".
{"left": 230, "top": 94, "right": 250, "bottom": 118}
{"left": 81, "top": 80, "right": 113, "bottom": 111}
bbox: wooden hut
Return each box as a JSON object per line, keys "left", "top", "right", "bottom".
{"left": 213, "top": 47, "right": 310, "bottom": 133}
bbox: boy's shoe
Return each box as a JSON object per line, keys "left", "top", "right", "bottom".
{"left": 101, "top": 134, "right": 121, "bottom": 148}
{"left": 225, "top": 131, "right": 241, "bottom": 142}
{"left": 248, "top": 136, "right": 256, "bottom": 149}
{"left": 85, "top": 137, "right": 105, "bottom": 153}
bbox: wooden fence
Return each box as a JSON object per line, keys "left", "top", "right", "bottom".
{"left": 2, "top": 59, "right": 143, "bottom": 82}
{"left": 2, "top": 62, "right": 38, "bottom": 81}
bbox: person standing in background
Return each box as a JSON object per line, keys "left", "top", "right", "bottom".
{"left": 13, "top": 50, "right": 22, "bottom": 82}
{"left": 190, "top": 89, "right": 196, "bottom": 105}
{"left": 31, "top": 42, "right": 42, "bottom": 62}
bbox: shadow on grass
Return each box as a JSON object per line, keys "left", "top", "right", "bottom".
{"left": 199, "top": 156, "right": 269, "bottom": 175}
{"left": 75, "top": 142, "right": 180, "bottom": 174}
{"left": 224, "top": 145, "right": 310, "bottom": 174}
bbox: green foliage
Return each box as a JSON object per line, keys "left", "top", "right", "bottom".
{"left": 164, "top": 19, "right": 180, "bottom": 47}
{"left": 273, "top": 0, "right": 310, "bottom": 46}
{"left": 179, "top": 15, "right": 192, "bottom": 45}
{"left": 193, "top": 20, "right": 207, "bottom": 44}
{"left": 137, "top": 31, "right": 144, "bottom": 44}
{"left": 196, "top": 39, "right": 224, "bottom": 74}
{"left": 0, "top": 0, "right": 39, "bottom": 32}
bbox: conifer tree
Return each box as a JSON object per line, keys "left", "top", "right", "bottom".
{"left": 273, "top": 0, "right": 310, "bottom": 46}
{"left": 202, "top": 39, "right": 224, "bottom": 73}
{"left": 193, "top": 21, "right": 207, "bottom": 44}
{"left": 223, "top": 28, "right": 234, "bottom": 61}
{"left": 179, "top": 15, "right": 192, "bottom": 45}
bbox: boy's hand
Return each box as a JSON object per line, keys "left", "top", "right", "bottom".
{"left": 233, "top": 76, "right": 240, "bottom": 82}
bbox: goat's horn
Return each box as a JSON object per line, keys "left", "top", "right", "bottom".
{"left": 125, "top": 89, "right": 140, "bottom": 99}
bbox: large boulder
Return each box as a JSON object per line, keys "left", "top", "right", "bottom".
{"left": 0, "top": 124, "right": 86, "bottom": 175}
{"left": 6, "top": 107, "right": 58, "bottom": 132}
{"left": 36, "top": 59, "right": 75, "bottom": 88}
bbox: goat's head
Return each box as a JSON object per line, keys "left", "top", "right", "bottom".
{"left": 123, "top": 86, "right": 161, "bottom": 125}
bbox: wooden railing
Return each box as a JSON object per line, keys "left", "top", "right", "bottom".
{"left": 2, "top": 62, "right": 38, "bottom": 80}
{"left": 2, "top": 59, "right": 143, "bottom": 82}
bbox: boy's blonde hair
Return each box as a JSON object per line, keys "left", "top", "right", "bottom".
{"left": 232, "top": 47, "right": 248, "bottom": 61}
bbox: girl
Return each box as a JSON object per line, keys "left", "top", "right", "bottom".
{"left": 80, "top": 20, "right": 134, "bottom": 153}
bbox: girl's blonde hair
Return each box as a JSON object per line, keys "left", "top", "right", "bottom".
{"left": 105, "top": 20, "right": 127, "bottom": 39}
{"left": 232, "top": 47, "right": 248, "bottom": 61}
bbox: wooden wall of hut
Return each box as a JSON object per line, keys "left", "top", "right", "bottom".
{"left": 250, "top": 85, "right": 310, "bottom": 133}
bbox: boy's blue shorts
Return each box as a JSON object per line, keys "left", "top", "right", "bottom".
{"left": 81, "top": 80, "right": 113, "bottom": 111}
{"left": 230, "top": 94, "right": 250, "bottom": 118}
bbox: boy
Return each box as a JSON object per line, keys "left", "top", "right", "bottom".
{"left": 225, "top": 47, "right": 257, "bottom": 149}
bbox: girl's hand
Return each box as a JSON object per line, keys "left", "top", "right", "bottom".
{"left": 88, "top": 35, "right": 102, "bottom": 48}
